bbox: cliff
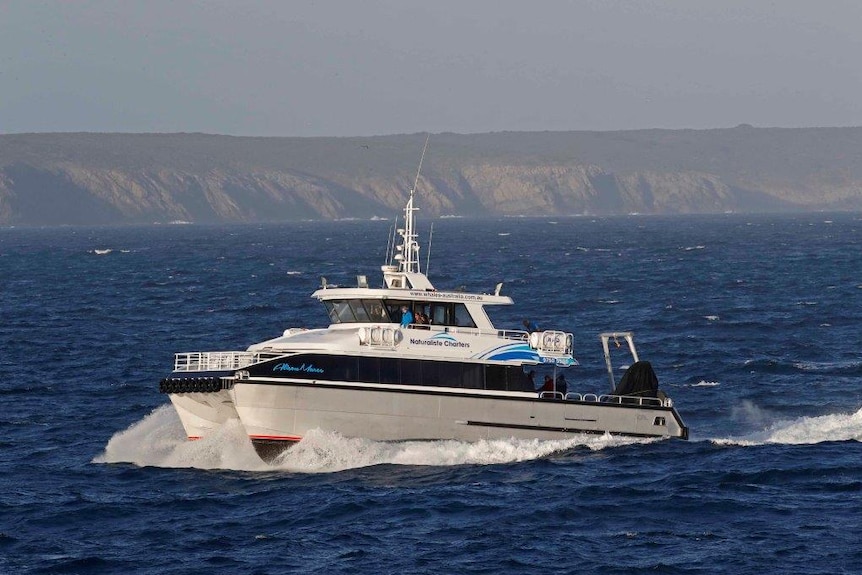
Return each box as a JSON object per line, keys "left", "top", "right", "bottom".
{"left": 2, "top": 127, "right": 861, "bottom": 225}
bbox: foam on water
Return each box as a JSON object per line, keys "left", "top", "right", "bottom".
{"left": 270, "top": 430, "right": 649, "bottom": 473}
{"left": 689, "top": 380, "right": 720, "bottom": 387}
{"left": 93, "top": 405, "right": 271, "bottom": 471}
{"left": 94, "top": 404, "right": 649, "bottom": 473}
{"left": 713, "top": 405, "right": 862, "bottom": 446}
{"left": 792, "top": 359, "right": 862, "bottom": 373}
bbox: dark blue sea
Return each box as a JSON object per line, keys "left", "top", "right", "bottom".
{"left": 2, "top": 213, "right": 862, "bottom": 574}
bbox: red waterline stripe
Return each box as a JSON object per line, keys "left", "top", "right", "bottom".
{"left": 249, "top": 434, "right": 303, "bottom": 442}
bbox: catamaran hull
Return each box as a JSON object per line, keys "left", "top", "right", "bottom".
{"left": 169, "top": 390, "right": 239, "bottom": 440}
{"left": 225, "top": 380, "right": 687, "bottom": 456}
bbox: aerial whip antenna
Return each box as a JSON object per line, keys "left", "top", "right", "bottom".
{"left": 385, "top": 216, "right": 398, "bottom": 266}
{"left": 411, "top": 133, "right": 431, "bottom": 198}
{"left": 398, "top": 134, "right": 430, "bottom": 274}
{"left": 425, "top": 222, "right": 434, "bottom": 276}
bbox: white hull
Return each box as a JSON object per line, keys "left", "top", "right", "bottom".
{"left": 169, "top": 379, "right": 686, "bottom": 452}
{"left": 169, "top": 390, "right": 239, "bottom": 439}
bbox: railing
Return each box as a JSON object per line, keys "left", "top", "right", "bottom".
{"left": 174, "top": 351, "right": 272, "bottom": 372}
{"left": 411, "top": 324, "right": 530, "bottom": 340}
{"left": 557, "top": 392, "right": 668, "bottom": 407}
{"left": 497, "top": 329, "right": 530, "bottom": 341}
{"left": 598, "top": 394, "right": 666, "bottom": 407}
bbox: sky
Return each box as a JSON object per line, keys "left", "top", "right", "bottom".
{"left": 2, "top": 0, "right": 862, "bottom": 137}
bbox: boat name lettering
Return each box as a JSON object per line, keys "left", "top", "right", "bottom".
{"left": 409, "top": 291, "right": 484, "bottom": 301}
{"left": 409, "top": 338, "right": 471, "bottom": 349}
{"left": 272, "top": 362, "right": 325, "bottom": 374}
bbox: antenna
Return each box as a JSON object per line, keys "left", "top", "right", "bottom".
{"left": 397, "top": 134, "right": 430, "bottom": 274}
{"left": 411, "top": 133, "right": 430, "bottom": 198}
{"left": 385, "top": 216, "right": 398, "bottom": 266}
{"left": 425, "top": 222, "right": 434, "bottom": 276}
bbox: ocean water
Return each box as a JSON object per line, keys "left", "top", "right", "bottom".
{"left": 2, "top": 212, "right": 862, "bottom": 574}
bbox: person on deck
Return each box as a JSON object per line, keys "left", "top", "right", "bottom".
{"left": 523, "top": 319, "right": 540, "bottom": 332}
{"left": 400, "top": 305, "right": 414, "bottom": 327}
{"left": 555, "top": 373, "right": 567, "bottom": 395}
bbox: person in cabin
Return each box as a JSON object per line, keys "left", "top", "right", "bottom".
{"left": 540, "top": 375, "right": 554, "bottom": 393}
{"left": 400, "top": 305, "right": 414, "bottom": 327}
{"left": 414, "top": 306, "right": 428, "bottom": 324}
{"left": 526, "top": 370, "right": 536, "bottom": 390}
{"left": 368, "top": 301, "right": 387, "bottom": 322}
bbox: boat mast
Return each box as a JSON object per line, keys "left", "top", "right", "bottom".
{"left": 381, "top": 134, "right": 436, "bottom": 290}
{"left": 396, "top": 134, "right": 429, "bottom": 275}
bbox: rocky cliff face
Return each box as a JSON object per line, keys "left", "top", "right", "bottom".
{"left": 2, "top": 128, "right": 860, "bottom": 225}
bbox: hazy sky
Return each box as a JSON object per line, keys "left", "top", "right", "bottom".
{"left": 2, "top": 0, "right": 862, "bottom": 137}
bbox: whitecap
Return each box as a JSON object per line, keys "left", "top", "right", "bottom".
{"left": 690, "top": 381, "right": 720, "bottom": 387}
{"left": 792, "top": 359, "right": 862, "bottom": 372}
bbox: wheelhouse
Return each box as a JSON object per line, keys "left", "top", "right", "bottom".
{"left": 321, "top": 297, "right": 478, "bottom": 328}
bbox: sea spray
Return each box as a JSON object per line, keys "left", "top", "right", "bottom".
{"left": 95, "top": 407, "right": 651, "bottom": 473}
{"left": 714, "top": 406, "right": 862, "bottom": 446}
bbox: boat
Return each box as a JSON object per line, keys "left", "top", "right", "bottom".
{"left": 158, "top": 145, "right": 688, "bottom": 460}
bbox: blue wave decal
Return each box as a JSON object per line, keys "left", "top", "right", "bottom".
{"left": 430, "top": 333, "right": 459, "bottom": 343}
{"left": 487, "top": 350, "right": 543, "bottom": 362}
{"left": 475, "top": 342, "right": 526, "bottom": 359}
{"left": 477, "top": 343, "right": 541, "bottom": 362}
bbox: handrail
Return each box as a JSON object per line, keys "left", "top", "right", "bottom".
{"left": 597, "top": 394, "right": 665, "bottom": 407}
{"left": 403, "top": 324, "right": 531, "bottom": 342}
{"left": 557, "top": 393, "right": 667, "bottom": 406}
{"left": 173, "top": 351, "right": 277, "bottom": 372}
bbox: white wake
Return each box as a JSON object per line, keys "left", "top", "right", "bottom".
{"left": 713, "top": 404, "right": 862, "bottom": 446}
{"left": 93, "top": 404, "right": 651, "bottom": 473}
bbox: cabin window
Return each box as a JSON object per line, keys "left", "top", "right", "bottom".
{"left": 323, "top": 299, "right": 392, "bottom": 323}
{"left": 349, "top": 299, "right": 372, "bottom": 322}
{"left": 485, "top": 365, "right": 534, "bottom": 392}
{"left": 460, "top": 363, "right": 485, "bottom": 389}
{"left": 380, "top": 358, "right": 400, "bottom": 384}
{"left": 453, "top": 303, "right": 476, "bottom": 328}
{"left": 365, "top": 300, "right": 391, "bottom": 322}
{"left": 401, "top": 358, "right": 422, "bottom": 386}
{"left": 420, "top": 361, "right": 440, "bottom": 386}
{"left": 323, "top": 301, "right": 341, "bottom": 324}
{"left": 430, "top": 303, "right": 448, "bottom": 325}
{"left": 358, "top": 357, "right": 380, "bottom": 382}
{"left": 261, "top": 354, "right": 543, "bottom": 393}
{"left": 385, "top": 301, "right": 411, "bottom": 324}
{"left": 333, "top": 300, "right": 356, "bottom": 323}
